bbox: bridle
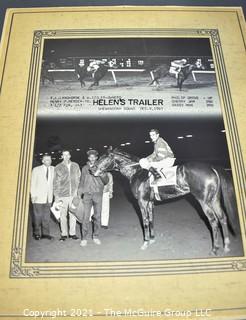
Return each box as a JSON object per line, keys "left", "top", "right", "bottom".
{"left": 98, "top": 154, "right": 140, "bottom": 174}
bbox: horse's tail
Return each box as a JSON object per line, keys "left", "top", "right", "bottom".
{"left": 214, "top": 167, "right": 239, "bottom": 236}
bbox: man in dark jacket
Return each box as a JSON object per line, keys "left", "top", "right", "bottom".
{"left": 53, "top": 150, "right": 81, "bottom": 241}
{"left": 78, "top": 149, "right": 109, "bottom": 247}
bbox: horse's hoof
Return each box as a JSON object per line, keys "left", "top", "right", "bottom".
{"left": 224, "top": 246, "right": 230, "bottom": 253}
{"left": 210, "top": 247, "right": 219, "bottom": 256}
{"left": 140, "top": 241, "right": 149, "bottom": 250}
{"left": 149, "top": 238, "right": 156, "bottom": 245}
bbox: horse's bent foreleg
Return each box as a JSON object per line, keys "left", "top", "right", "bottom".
{"left": 199, "top": 201, "right": 220, "bottom": 255}
{"left": 88, "top": 82, "right": 95, "bottom": 89}
{"left": 149, "top": 74, "right": 159, "bottom": 86}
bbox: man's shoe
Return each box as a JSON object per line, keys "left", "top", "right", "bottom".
{"left": 41, "top": 235, "right": 54, "bottom": 240}
{"left": 69, "top": 235, "right": 79, "bottom": 240}
{"left": 101, "top": 226, "right": 108, "bottom": 229}
{"left": 59, "top": 236, "right": 67, "bottom": 242}
{"left": 80, "top": 240, "right": 87, "bottom": 247}
{"left": 93, "top": 238, "right": 101, "bottom": 245}
{"left": 34, "top": 235, "right": 41, "bottom": 240}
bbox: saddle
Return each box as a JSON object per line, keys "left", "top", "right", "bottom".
{"left": 149, "top": 166, "right": 177, "bottom": 201}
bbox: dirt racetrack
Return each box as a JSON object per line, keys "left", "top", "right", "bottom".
{"left": 38, "top": 71, "right": 220, "bottom": 116}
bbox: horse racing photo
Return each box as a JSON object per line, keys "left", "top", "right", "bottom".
{"left": 25, "top": 37, "right": 243, "bottom": 263}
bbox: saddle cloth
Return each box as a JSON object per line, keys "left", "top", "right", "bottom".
{"left": 149, "top": 166, "right": 177, "bottom": 187}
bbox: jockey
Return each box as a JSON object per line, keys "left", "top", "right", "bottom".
{"left": 169, "top": 58, "right": 189, "bottom": 78}
{"left": 87, "top": 59, "right": 106, "bottom": 74}
{"left": 139, "top": 129, "right": 175, "bottom": 180}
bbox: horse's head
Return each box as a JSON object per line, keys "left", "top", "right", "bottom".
{"left": 93, "top": 147, "right": 139, "bottom": 177}
{"left": 107, "top": 60, "right": 117, "bottom": 69}
{"left": 194, "top": 59, "right": 205, "bottom": 70}
{"left": 93, "top": 147, "right": 118, "bottom": 177}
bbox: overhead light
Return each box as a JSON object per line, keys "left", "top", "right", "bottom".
{"left": 125, "top": 142, "right": 131, "bottom": 145}
{"left": 186, "top": 134, "right": 193, "bottom": 138}
{"left": 104, "top": 145, "right": 108, "bottom": 148}
{"left": 145, "top": 140, "right": 150, "bottom": 144}
{"left": 120, "top": 143, "right": 126, "bottom": 146}
{"left": 39, "top": 153, "right": 43, "bottom": 155}
{"left": 76, "top": 148, "right": 80, "bottom": 151}
{"left": 221, "top": 129, "right": 226, "bottom": 133}
{"left": 177, "top": 136, "right": 184, "bottom": 139}
{"left": 51, "top": 151, "right": 55, "bottom": 154}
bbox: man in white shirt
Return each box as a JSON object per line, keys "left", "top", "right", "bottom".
{"left": 30, "top": 154, "right": 54, "bottom": 240}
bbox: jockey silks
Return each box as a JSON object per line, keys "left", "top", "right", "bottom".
{"left": 147, "top": 137, "right": 174, "bottom": 161}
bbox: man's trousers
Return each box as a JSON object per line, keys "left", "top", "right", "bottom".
{"left": 82, "top": 192, "right": 103, "bottom": 240}
{"left": 59, "top": 196, "right": 77, "bottom": 237}
{"left": 32, "top": 203, "right": 51, "bottom": 237}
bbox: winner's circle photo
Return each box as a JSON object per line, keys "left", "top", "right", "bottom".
{"left": 25, "top": 36, "right": 243, "bottom": 263}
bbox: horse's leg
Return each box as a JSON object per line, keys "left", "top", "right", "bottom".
{"left": 138, "top": 198, "right": 150, "bottom": 250}
{"left": 212, "top": 200, "right": 230, "bottom": 253}
{"left": 149, "top": 72, "right": 159, "bottom": 86}
{"left": 198, "top": 200, "right": 220, "bottom": 255}
{"left": 177, "top": 76, "right": 183, "bottom": 91}
{"left": 147, "top": 201, "right": 155, "bottom": 244}
{"left": 88, "top": 82, "right": 95, "bottom": 89}
{"left": 208, "top": 169, "right": 230, "bottom": 253}
{"left": 149, "top": 78, "right": 156, "bottom": 86}
{"left": 80, "top": 79, "right": 86, "bottom": 87}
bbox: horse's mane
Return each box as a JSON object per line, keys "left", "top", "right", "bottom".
{"left": 112, "top": 148, "right": 140, "bottom": 162}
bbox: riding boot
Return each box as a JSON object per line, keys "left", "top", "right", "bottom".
{"left": 149, "top": 167, "right": 162, "bottom": 180}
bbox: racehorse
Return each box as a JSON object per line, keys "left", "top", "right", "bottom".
{"left": 149, "top": 60, "right": 204, "bottom": 90}
{"left": 75, "top": 65, "right": 88, "bottom": 88}
{"left": 41, "top": 62, "right": 55, "bottom": 85}
{"left": 93, "top": 148, "right": 239, "bottom": 255}
{"left": 75, "top": 61, "right": 116, "bottom": 89}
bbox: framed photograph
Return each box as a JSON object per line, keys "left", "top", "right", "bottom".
{"left": 0, "top": 5, "right": 246, "bottom": 319}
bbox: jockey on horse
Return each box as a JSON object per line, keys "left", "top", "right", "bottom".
{"left": 139, "top": 129, "right": 175, "bottom": 183}
{"left": 169, "top": 58, "right": 189, "bottom": 79}
{"left": 87, "top": 59, "right": 106, "bottom": 77}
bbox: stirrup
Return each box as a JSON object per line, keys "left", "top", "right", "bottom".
{"left": 149, "top": 167, "right": 162, "bottom": 180}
